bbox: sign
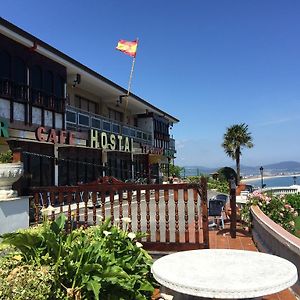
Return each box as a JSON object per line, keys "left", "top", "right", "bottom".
{"left": 0, "top": 119, "right": 9, "bottom": 138}
{"left": 35, "top": 127, "right": 75, "bottom": 145}
{"left": 89, "top": 129, "right": 133, "bottom": 152}
{"left": 140, "top": 144, "right": 163, "bottom": 155}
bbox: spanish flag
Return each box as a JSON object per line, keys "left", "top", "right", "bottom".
{"left": 116, "top": 40, "right": 138, "bottom": 57}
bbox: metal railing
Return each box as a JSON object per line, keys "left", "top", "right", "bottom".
{"left": 66, "top": 106, "right": 153, "bottom": 145}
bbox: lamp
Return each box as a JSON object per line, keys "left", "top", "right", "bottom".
{"left": 293, "top": 176, "right": 297, "bottom": 185}
{"left": 116, "top": 95, "right": 127, "bottom": 107}
{"left": 72, "top": 74, "right": 81, "bottom": 88}
{"left": 260, "top": 166, "right": 264, "bottom": 189}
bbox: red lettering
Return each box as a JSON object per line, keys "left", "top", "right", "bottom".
{"left": 47, "top": 129, "right": 57, "bottom": 143}
{"left": 59, "top": 130, "right": 67, "bottom": 144}
{"left": 36, "top": 127, "right": 46, "bottom": 141}
{"left": 68, "top": 132, "right": 75, "bottom": 145}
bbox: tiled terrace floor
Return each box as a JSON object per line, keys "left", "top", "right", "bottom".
{"left": 208, "top": 223, "right": 297, "bottom": 300}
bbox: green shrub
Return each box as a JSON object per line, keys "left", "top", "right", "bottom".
{"left": 241, "top": 191, "right": 298, "bottom": 234}
{"left": 285, "top": 194, "right": 300, "bottom": 213}
{"left": 207, "top": 179, "right": 229, "bottom": 194}
{"left": 0, "top": 256, "right": 64, "bottom": 300}
{"left": 0, "top": 214, "right": 156, "bottom": 300}
{"left": 0, "top": 150, "right": 12, "bottom": 163}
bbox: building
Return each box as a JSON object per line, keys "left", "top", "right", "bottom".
{"left": 0, "top": 18, "right": 178, "bottom": 194}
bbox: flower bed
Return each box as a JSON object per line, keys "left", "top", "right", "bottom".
{"left": 0, "top": 214, "right": 156, "bottom": 299}
{"left": 241, "top": 191, "right": 299, "bottom": 235}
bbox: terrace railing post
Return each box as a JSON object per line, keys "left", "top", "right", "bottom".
{"left": 200, "top": 177, "right": 209, "bottom": 249}
{"left": 229, "top": 179, "right": 237, "bottom": 238}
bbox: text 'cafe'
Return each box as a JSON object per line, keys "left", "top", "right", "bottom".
{"left": 1, "top": 120, "right": 163, "bottom": 193}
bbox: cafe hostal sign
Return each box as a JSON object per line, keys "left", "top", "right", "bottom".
{"left": 89, "top": 129, "right": 133, "bottom": 152}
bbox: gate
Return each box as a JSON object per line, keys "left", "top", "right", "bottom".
{"left": 31, "top": 176, "right": 209, "bottom": 251}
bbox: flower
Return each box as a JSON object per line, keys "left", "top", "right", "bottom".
{"left": 136, "top": 242, "right": 143, "bottom": 248}
{"left": 103, "top": 230, "right": 112, "bottom": 236}
{"left": 128, "top": 232, "right": 136, "bottom": 240}
{"left": 122, "top": 217, "right": 131, "bottom": 224}
{"left": 41, "top": 205, "right": 55, "bottom": 216}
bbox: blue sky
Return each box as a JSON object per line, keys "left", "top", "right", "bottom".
{"left": 2, "top": 1, "right": 300, "bottom": 168}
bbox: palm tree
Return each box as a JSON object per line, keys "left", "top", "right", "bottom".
{"left": 222, "top": 123, "right": 253, "bottom": 184}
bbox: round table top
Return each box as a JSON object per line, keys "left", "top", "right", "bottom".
{"left": 151, "top": 249, "right": 298, "bottom": 299}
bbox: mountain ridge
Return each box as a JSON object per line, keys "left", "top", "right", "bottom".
{"left": 181, "top": 161, "right": 300, "bottom": 176}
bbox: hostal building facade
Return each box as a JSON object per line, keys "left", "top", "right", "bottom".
{"left": 0, "top": 18, "right": 178, "bottom": 194}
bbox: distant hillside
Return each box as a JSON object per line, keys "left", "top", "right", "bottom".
{"left": 182, "top": 161, "right": 300, "bottom": 176}
{"left": 241, "top": 161, "right": 300, "bottom": 176}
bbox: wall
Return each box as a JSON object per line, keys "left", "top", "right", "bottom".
{"left": 0, "top": 196, "right": 29, "bottom": 234}
{"left": 251, "top": 205, "right": 300, "bottom": 296}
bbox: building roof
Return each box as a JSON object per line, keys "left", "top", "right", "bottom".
{"left": 0, "top": 17, "right": 179, "bottom": 123}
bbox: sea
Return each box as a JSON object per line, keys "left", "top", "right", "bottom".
{"left": 243, "top": 175, "right": 299, "bottom": 188}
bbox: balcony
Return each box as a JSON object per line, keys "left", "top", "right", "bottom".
{"left": 66, "top": 106, "right": 153, "bottom": 145}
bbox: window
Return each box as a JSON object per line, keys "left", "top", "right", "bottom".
{"left": 44, "top": 71, "right": 54, "bottom": 107}
{"left": 30, "top": 65, "right": 43, "bottom": 104}
{"left": 13, "top": 57, "right": 27, "bottom": 101}
{"left": 108, "top": 108, "right": 123, "bottom": 122}
{"left": 66, "top": 111, "right": 76, "bottom": 124}
{"left": 0, "top": 50, "right": 11, "bottom": 79}
{"left": 13, "top": 57, "right": 26, "bottom": 84}
{"left": 91, "top": 118, "right": 101, "bottom": 129}
{"left": 54, "top": 75, "right": 65, "bottom": 112}
{"left": 74, "top": 95, "right": 98, "bottom": 114}
{"left": 78, "top": 114, "right": 89, "bottom": 127}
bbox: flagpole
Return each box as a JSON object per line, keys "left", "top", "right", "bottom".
{"left": 124, "top": 38, "right": 138, "bottom": 116}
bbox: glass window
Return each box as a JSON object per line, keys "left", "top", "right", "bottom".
{"left": 92, "top": 118, "right": 101, "bottom": 129}
{"left": 13, "top": 57, "right": 26, "bottom": 84}
{"left": 0, "top": 50, "right": 11, "bottom": 79}
{"left": 103, "top": 121, "right": 111, "bottom": 132}
{"left": 78, "top": 114, "right": 89, "bottom": 126}
{"left": 112, "top": 123, "right": 120, "bottom": 134}
{"left": 122, "top": 127, "right": 130, "bottom": 136}
{"left": 66, "top": 111, "right": 76, "bottom": 123}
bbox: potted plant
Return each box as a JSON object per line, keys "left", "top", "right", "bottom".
{"left": 0, "top": 149, "right": 23, "bottom": 199}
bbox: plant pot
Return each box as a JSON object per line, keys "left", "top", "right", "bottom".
{"left": 0, "top": 163, "right": 23, "bottom": 199}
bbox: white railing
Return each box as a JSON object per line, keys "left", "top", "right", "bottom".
{"left": 261, "top": 185, "right": 300, "bottom": 195}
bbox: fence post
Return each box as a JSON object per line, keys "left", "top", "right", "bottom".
{"left": 229, "top": 179, "right": 236, "bottom": 238}
{"left": 200, "top": 177, "right": 209, "bottom": 248}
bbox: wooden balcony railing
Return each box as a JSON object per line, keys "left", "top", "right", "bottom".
{"left": 31, "top": 177, "right": 209, "bottom": 251}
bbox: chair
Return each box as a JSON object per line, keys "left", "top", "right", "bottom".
{"left": 208, "top": 199, "right": 225, "bottom": 229}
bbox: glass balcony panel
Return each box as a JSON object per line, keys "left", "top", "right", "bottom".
{"left": 91, "top": 118, "right": 101, "bottom": 129}
{"left": 103, "top": 121, "right": 111, "bottom": 132}
{"left": 78, "top": 114, "right": 89, "bottom": 127}
{"left": 112, "top": 123, "right": 120, "bottom": 134}
{"left": 66, "top": 111, "right": 76, "bottom": 124}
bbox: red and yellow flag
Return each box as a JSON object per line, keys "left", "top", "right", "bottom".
{"left": 116, "top": 40, "right": 138, "bottom": 57}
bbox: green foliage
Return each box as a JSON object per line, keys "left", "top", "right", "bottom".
{"left": 0, "top": 215, "right": 156, "bottom": 299}
{"left": 222, "top": 123, "right": 253, "bottom": 182}
{"left": 0, "top": 150, "right": 13, "bottom": 163}
{"left": 217, "top": 167, "right": 237, "bottom": 182}
{"left": 207, "top": 178, "right": 229, "bottom": 194}
{"left": 162, "top": 164, "right": 183, "bottom": 178}
{"left": 285, "top": 194, "right": 300, "bottom": 213}
{"left": 241, "top": 191, "right": 298, "bottom": 234}
{"left": 186, "top": 176, "right": 229, "bottom": 194}
{"left": 0, "top": 256, "right": 64, "bottom": 300}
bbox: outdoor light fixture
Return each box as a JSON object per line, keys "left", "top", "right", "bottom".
{"left": 293, "top": 176, "right": 297, "bottom": 185}
{"left": 72, "top": 74, "right": 81, "bottom": 88}
{"left": 116, "top": 95, "right": 127, "bottom": 107}
{"left": 260, "top": 166, "right": 264, "bottom": 189}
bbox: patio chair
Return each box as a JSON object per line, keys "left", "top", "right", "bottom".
{"left": 208, "top": 199, "right": 225, "bottom": 229}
